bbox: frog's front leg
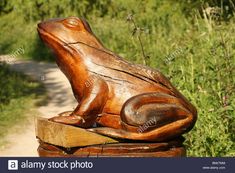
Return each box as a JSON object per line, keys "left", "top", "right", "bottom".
{"left": 50, "top": 76, "right": 109, "bottom": 128}
{"left": 89, "top": 92, "right": 197, "bottom": 141}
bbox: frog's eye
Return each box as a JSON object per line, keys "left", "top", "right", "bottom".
{"left": 63, "top": 18, "right": 80, "bottom": 28}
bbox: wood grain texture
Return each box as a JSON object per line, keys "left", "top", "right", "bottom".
{"left": 36, "top": 117, "right": 118, "bottom": 148}
{"left": 38, "top": 140, "right": 186, "bottom": 157}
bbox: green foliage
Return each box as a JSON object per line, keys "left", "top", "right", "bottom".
{"left": 0, "top": 63, "right": 45, "bottom": 139}
{"left": 0, "top": 0, "right": 13, "bottom": 15}
{"left": 174, "top": 0, "right": 235, "bottom": 20}
{"left": 0, "top": 0, "right": 234, "bottom": 156}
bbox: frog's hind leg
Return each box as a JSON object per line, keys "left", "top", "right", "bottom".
{"left": 88, "top": 92, "right": 197, "bottom": 142}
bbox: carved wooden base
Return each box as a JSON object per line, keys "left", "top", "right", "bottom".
{"left": 36, "top": 117, "right": 186, "bottom": 157}
{"left": 38, "top": 140, "right": 186, "bottom": 157}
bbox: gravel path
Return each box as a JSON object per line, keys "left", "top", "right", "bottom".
{"left": 0, "top": 56, "right": 77, "bottom": 156}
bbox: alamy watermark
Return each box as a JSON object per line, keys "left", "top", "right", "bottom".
{"left": 0, "top": 46, "right": 25, "bottom": 64}
{"left": 164, "top": 47, "right": 184, "bottom": 64}
{"left": 137, "top": 116, "right": 157, "bottom": 133}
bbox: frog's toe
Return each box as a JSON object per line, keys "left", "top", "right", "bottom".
{"left": 49, "top": 115, "right": 84, "bottom": 126}
{"left": 87, "top": 127, "right": 131, "bottom": 139}
{"left": 58, "top": 111, "right": 73, "bottom": 117}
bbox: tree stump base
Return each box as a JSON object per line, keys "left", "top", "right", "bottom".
{"left": 36, "top": 117, "right": 186, "bottom": 157}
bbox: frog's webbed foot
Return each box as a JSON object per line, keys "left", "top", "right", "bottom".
{"left": 49, "top": 111, "right": 85, "bottom": 126}
{"left": 89, "top": 92, "right": 197, "bottom": 142}
{"left": 88, "top": 127, "right": 132, "bottom": 139}
{"left": 58, "top": 111, "right": 73, "bottom": 117}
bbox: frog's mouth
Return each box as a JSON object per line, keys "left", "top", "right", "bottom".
{"left": 37, "top": 26, "right": 82, "bottom": 57}
{"left": 37, "top": 26, "right": 66, "bottom": 47}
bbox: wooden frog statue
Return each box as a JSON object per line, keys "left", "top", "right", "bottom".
{"left": 37, "top": 17, "right": 197, "bottom": 142}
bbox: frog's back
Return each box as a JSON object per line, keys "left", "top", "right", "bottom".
{"left": 83, "top": 44, "right": 173, "bottom": 89}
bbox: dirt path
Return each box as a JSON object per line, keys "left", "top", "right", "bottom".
{"left": 0, "top": 56, "right": 77, "bottom": 156}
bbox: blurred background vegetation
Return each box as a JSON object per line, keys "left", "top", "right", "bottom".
{"left": 0, "top": 63, "right": 44, "bottom": 146}
{"left": 0, "top": 0, "right": 234, "bottom": 156}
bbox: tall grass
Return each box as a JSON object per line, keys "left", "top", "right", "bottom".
{"left": 0, "top": 0, "right": 234, "bottom": 156}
